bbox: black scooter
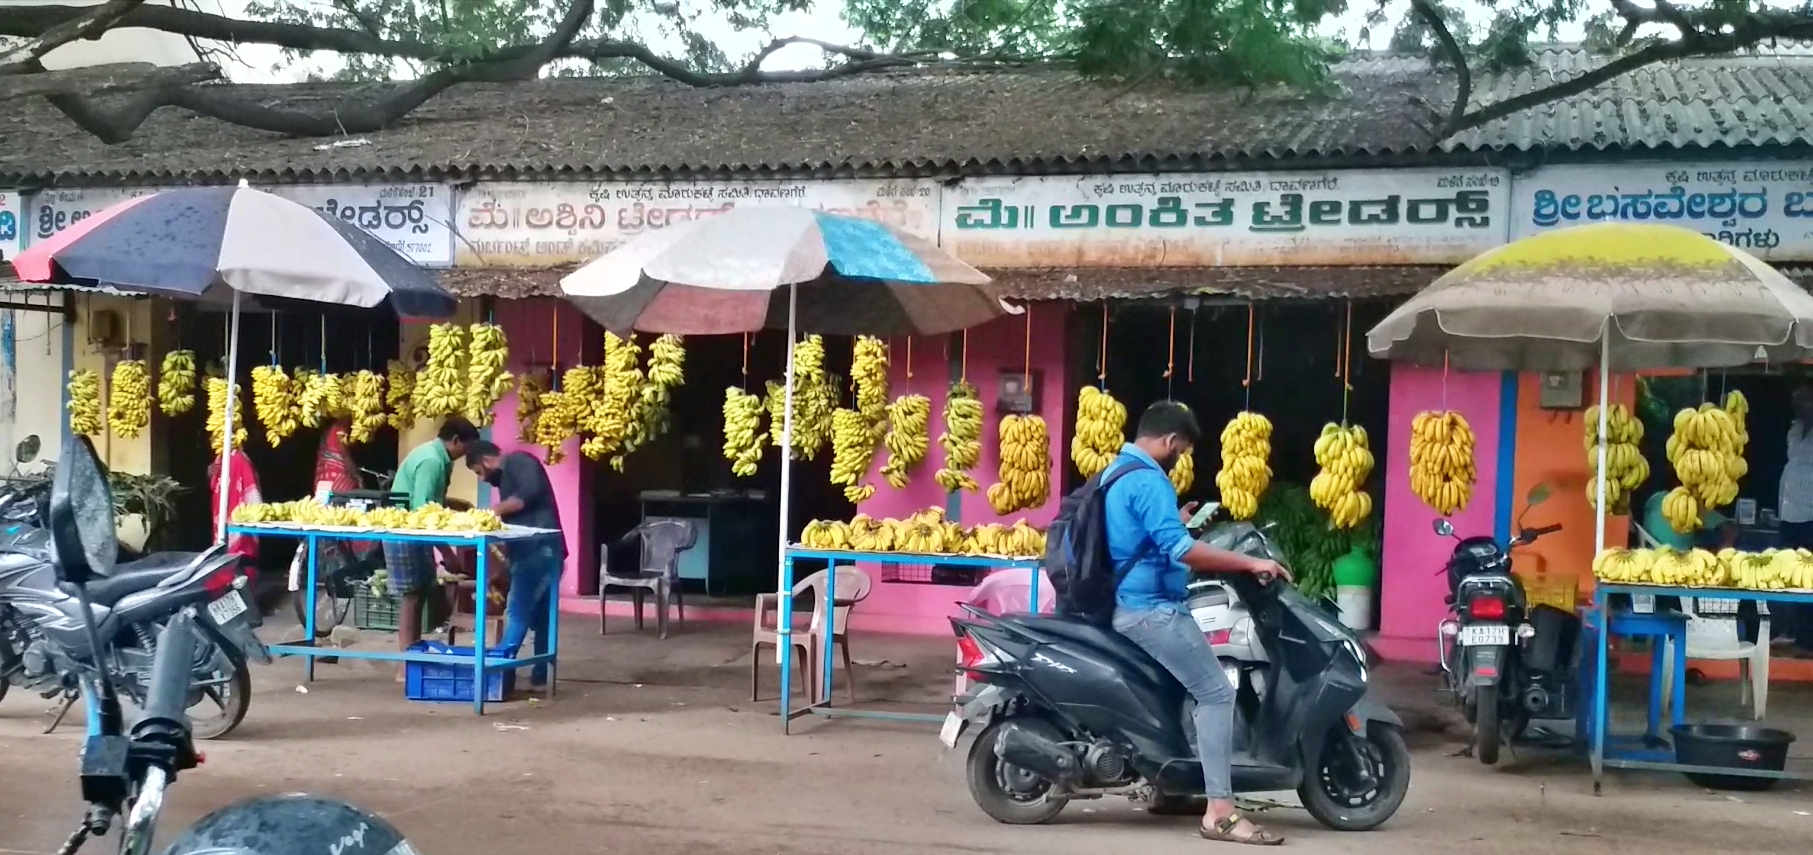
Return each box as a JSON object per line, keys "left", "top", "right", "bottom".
{"left": 942, "top": 518, "right": 1410, "bottom": 831}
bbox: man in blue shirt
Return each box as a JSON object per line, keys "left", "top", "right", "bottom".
{"left": 1106, "top": 402, "right": 1288, "bottom": 846}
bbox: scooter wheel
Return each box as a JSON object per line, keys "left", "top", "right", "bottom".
{"left": 1299, "top": 724, "right": 1411, "bottom": 832}
{"left": 966, "top": 719, "right": 1069, "bottom": 825}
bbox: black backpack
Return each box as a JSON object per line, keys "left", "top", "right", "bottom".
{"left": 1044, "top": 460, "right": 1155, "bottom": 625}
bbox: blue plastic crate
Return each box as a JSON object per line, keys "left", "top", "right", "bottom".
{"left": 403, "top": 641, "right": 515, "bottom": 703}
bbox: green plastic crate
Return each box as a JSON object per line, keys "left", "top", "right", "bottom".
{"left": 352, "top": 580, "right": 400, "bottom": 632}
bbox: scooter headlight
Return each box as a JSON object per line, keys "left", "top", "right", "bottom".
{"left": 1342, "top": 638, "right": 1370, "bottom": 683}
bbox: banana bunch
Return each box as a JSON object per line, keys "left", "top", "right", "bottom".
{"left": 415, "top": 323, "right": 468, "bottom": 418}
{"left": 801, "top": 510, "right": 1048, "bottom": 558}
{"left": 106, "top": 359, "right": 151, "bottom": 440}
{"left": 583, "top": 333, "right": 643, "bottom": 465}
{"left": 1310, "top": 423, "right": 1374, "bottom": 530}
{"left": 1408, "top": 411, "right": 1477, "bottom": 516}
{"left": 766, "top": 335, "right": 836, "bottom": 460}
{"left": 409, "top": 504, "right": 505, "bottom": 533}
{"left": 251, "top": 365, "right": 299, "bottom": 445}
{"left": 67, "top": 369, "right": 102, "bottom": 436}
{"left": 851, "top": 336, "right": 890, "bottom": 439}
{"left": 987, "top": 414, "right": 1051, "bottom": 514}
{"left": 294, "top": 370, "right": 344, "bottom": 429}
{"left": 1664, "top": 401, "right": 1746, "bottom": 531}
{"left": 880, "top": 394, "right": 932, "bottom": 489}
{"left": 1170, "top": 449, "right": 1195, "bottom": 496}
{"left": 619, "top": 334, "right": 685, "bottom": 470}
{"left": 1070, "top": 386, "right": 1127, "bottom": 478}
{"left": 345, "top": 370, "right": 388, "bottom": 444}
{"left": 365, "top": 506, "right": 411, "bottom": 529}
{"left": 1592, "top": 546, "right": 1813, "bottom": 591}
{"left": 936, "top": 381, "right": 984, "bottom": 493}
{"left": 464, "top": 323, "right": 515, "bottom": 426}
{"left": 1215, "top": 412, "right": 1273, "bottom": 521}
{"left": 515, "top": 369, "right": 549, "bottom": 445}
{"left": 230, "top": 502, "right": 292, "bottom": 524}
{"left": 157, "top": 350, "right": 197, "bottom": 417}
{"left": 384, "top": 360, "right": 415, "bottom": 431}
{"left": 1583, "top": 404, "right": 1648, "bottom": 514}
{"left": 830, "top": 408, "right": 879, "bottom": 502}
{"left": 647, "top": 334, "right": 686, "bottom": 387}
{"left": 722, "top": 386, "right": 766, "bottom": 477}
{"left": 963, "top": 520, "right": 1047, "bottom": 558}
{"left": 205, "top": 377, "right": 246, "bottom": 454}
{"left": 534, "top": 390, "right": 573, "bottom": 465}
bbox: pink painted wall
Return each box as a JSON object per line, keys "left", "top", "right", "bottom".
{"left": 489, "top": 298, "right": 595, "bottom": 598}
{"left": 850, "top": 303, "right": 1072, "bottom": 634}
{"left": 1373, "top": 366, "right": 1503, "bottom": 663}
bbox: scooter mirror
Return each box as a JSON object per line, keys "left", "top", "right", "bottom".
{"left": 15, "top": 435, "right": 38, "bottom": 464}
{"left": 1526, "top": 483, "right": 1552, "bottom": 507}
{"left": 48, "top": 435, "right": 116, "bottom": 587}
{"left": 1432, "top": 519, "right": 1455, "bottom": 537}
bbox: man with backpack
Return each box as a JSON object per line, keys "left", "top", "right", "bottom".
{"left": 1098, "top": 402, "right": 1290, "bottom": 845}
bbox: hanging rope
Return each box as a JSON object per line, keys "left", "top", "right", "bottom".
{"left": 1165, "top": 306, "right": 1177, "bottom": 398}
{"left": 1187, "top": 305, "right": 1197, "bottom": 383}
{"left": 1242, "top": 304, "right": 1255, "bottom": 410}
{"left": 1441, "top": 350, "right": 1451, "bottom": 411}
{"left": 741, "top": 332, "right": 751, "bottom": 390}
{"left": 269, "top": 313, "right": 278, "bottom": 366}
{"left": 1022, "top": 302, "right": 1032, "bottom": 389}
{"left": 551, "top": 301, "right": 560, "bottom": 389}
{"left": 1098, "top": 303, "right": 1109, "bottom": 386}
{"left": 1340, "top": 301, "right": 1355, "bottom": 426}
{"left": 318, "top": 315, "right": 327, "bottom": 373}
{"left": 960, "top": 330, "right": 969, "bottom": 384}
{"left": 906, "top": 336, "right": 914, "bottom": 380}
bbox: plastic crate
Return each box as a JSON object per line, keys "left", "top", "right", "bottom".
{"left": 1520, "top": 571, "right": 1578, "bottom": 613}
{"left": 403, "top": 641, "right": 515, "bottom": 703}
{"left": 352, "top": 581, "right": 400, "bottom": 632}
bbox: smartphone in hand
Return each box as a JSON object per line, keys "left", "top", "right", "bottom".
{"left": 1186, "top": 502, "right": 1220, "bottom": 530}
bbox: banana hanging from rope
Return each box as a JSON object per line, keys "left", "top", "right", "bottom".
{"left": 1408, "top": 411, "right": 1477, "bottom": 516}
{"left": 987, "top": 414, "right": 1051, "bottom": 514}
{"left": 515, "top": 369, "right": 549, "bottom": 445}
{"left": 1310, "top": 423, "right": 1374, "bottom": 529}
{"left": 385, "top": 359, "right": 415, "bottom": 432}
{"left": 1584, "top": 403, "right": 1648, "bottom": 515}
{"left": 415, "top": 322, "right": 467, "bottom": 418}
{"left": 880, "top": 394, "right": 931, "bottom": 489}
{"left": 936, "top": 381, "right": 984, "bottom": 493}
{"left": 157, "top": 350, "right": 197, "bottom": 417}
{"left": 251, "top": 365, "right": 299, "bottom": 446}
{"left": 346, "top": 370, "right": 388, "bottom": 445}
{"left": 106, "top": 359, "right": 151, "bottom": 440}
{"left": 205, "top": 376, "right": 246, "bottom": 455}
{"left": 464, "top": 322, "right": 514, "bottom": 426}
{"left": 583, "top": 333, "right": 642, "bottom": 464}
{"left": 67, "top": 369, "right": 102, "bottom": 437}
{"left": 1214, "top": 411, "right": 1272, "bottom": 520}
{"left": 830, "top": 408, "right": 879, "bottom": 502}
{"left": 851, "top": 336, "right": 890, "bottom": 440}
{"left": 1664, "top": 397, "right": 1747, "bottom": 531}
{"left": 1071, "top": 386, "right": 1127, "bottom": 478}
{"left": 722, "top": 386, "right": 766, "bottom": 478}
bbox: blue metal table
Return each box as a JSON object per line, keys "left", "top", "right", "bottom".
{"left": 229, "top": 522, "right": 563, "bottom": 715}
{"left": 777, "top": 547, "right": 1042, "bottom": 733}
{"left": 1587, "top": 582, "right": 1813, "bottom": 792}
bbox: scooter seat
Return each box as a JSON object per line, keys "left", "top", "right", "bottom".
{"left": 86, "top": 552, "right": 200, "bottom": 606}
{"left": 1012, "top": 614, "right": 1175, "bottom": 688}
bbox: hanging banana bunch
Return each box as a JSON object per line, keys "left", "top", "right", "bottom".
{"left": 722, "top": 386, "right": 766, "bottom": 477}
{"left": 464, "top": 323, "right": 514, "bottom": 426}
{"left": 987, "top": 413, "right": 1051, "bottom": 514}
{"left": 295, "top": 370, "right": 343, "bottom": 429}
{"left": 583, "top": 333, "right": 642, "bottom": 464}
{"left": 1408, "top": 411, "right": 1477, "bottom": 516}
{"left": 557, "top": 365, "right": 601, "bottom": 456}
{"left": 765, "top": 335, "right": 835, "bottom": 460}
{"left": 1584, "top": 403, "right": 1648, "bottom": 515}
{"left": 106, "top": 359, "right": 152, "bottom": 440}
{"left": 157, "top": 350, "right": 197, "bottom": 417}
{"left": 251, "top": 365, "right": 299, "bottom": 446}
{"left": 619, "top": 334, "right": 686, "bottom": 470}
{"left": 1170, "top": 449, "right": 1195, "bottom": 496}
{"left": 1664, "top": 399, "right": 1746, "bottom": 531}
{"left": 1071, "top": 386, "right": 1127, "bottom": 478}
{"left": 534, "top": 389, "right": 574, "bottom": 465}
{"left": 67, "top": 369, "right": 102, "bottom": 436}
{"left": 1311, "top": 423, "right": 1375, "bottom": 529}
{"left": 1215, "top": 412, "right": 1273, "bottom": 520}
{"left": 851, "top": 336, "right": 890, "bottom": 439}
{"left": 346, "top": 370, "right": 388, "bottom": 445}
{"left": 935, "top": 381, "right": 984, "bottom": 492}
{"left": 415, "top": 322, "right": 468, "bottom": 418}
{"left": 515, "top": 369, "right": 549, "bottom": 445}
{"left": 830, "top": 408, "right": 879, "bottom": 502}
{"left": 385, "top": 359, "right": 415, "bottom": 431}
{"left": 205, "top": 376, "right": 246, "bottom": 455}
{"left": 880, "top": 394, "right": 932, "bottom": 489}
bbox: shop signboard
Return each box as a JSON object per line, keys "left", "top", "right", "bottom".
{"left": 0, "top": 191, "right": 21, "bottom": 265}
{"left": 271, "top": 183, "right": 456, "bottom": 267}
{"left": 1511, "top": 161, "right": 1813, "bottom": 260}
{"left": 454, "top": 179, "right": 941, "bottom": 266}
{"left": 941, "top": 168, "right": 1510, "bottom": 267}
{"left": 28, "top": 186, "right": 166, "bottom": 242}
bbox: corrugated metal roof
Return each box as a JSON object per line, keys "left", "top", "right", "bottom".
{"left": 2, "top": 44, "right": 1810, "bottom": 183}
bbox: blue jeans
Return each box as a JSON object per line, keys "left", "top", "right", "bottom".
{"left": 500, "top": 548, "right": 562, "bottom": 686}
{"left": 1113, "top": 602, "right": 1235, "bottom": 799}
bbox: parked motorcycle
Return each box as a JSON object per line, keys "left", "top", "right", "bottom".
{"left": 943, "top": 513, "right": 1410, "bottom": 831}
{"left": 1435, "top": 485, "right": 1579, "bottom": 765}
{"left": 48, "top": 434, "right": 411, "bottom": 855}
{"left": 0, "top": 502, "right": 268, "bottom": 740}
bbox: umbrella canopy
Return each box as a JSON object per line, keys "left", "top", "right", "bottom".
{"left": 1367, "top": 223, "right": 1813, "bottom": 372}
{"left": 11, "top": 185, "right": 455, "bottom": 319}
{"left": 560, "top": 207, "right": 1005, "bottom": 335}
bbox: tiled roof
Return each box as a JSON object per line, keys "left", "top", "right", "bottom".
{"left": 2, "top": 44, "right": 1811, "bottom": 184}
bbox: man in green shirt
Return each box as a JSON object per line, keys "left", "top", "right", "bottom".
{"left": 384, "top": 417, "right": 480, "bottom": 659}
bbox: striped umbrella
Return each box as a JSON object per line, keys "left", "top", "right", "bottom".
{"left": 10, "top": 184, "right": 455, "bottom": 318}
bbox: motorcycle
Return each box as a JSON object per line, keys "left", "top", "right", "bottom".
{"left": 48, "top": 434, "right": 413, "bottom": 855}
{"left": 1435, "top": 486, "right": 1579, "bottom": 765}
{"left": 942, "top": 512, "right": 1410, "bottom": 831}
{"left": 0, "top": 499, "right": 269, "bottom": 740}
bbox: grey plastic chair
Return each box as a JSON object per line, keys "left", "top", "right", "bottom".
{"left": 599, "top": 519, "right": 698, "bottom": 639}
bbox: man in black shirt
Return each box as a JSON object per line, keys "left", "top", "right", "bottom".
{"left": 465, "top": 440, "right": 566, "bottom": 689}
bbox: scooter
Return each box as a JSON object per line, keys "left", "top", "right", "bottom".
{"left": 942, "top": 514, "right": 1410, "bottom": 831}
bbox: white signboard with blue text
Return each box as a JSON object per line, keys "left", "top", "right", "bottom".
{"left": 0, "top": 191, "right": 21, "bottom": 265}
{"left": 1511, "top": 161, "right": 1813, "bottom": 260}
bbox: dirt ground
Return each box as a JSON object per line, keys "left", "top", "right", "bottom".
{"left": 2, "top": 616, "right": 1810, "bottom": 855}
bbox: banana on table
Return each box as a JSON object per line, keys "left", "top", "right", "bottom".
{"left": 800, "top": 507, "right": 1047, "bottom": 558}
{"left": 1594, "top": 545, "right": 1813, "bottom": 591}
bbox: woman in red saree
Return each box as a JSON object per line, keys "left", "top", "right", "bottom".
{"left": 208, "top": 447, "right": 262, "bottom": 566}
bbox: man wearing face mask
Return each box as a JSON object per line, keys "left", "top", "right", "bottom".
{"left": 1106, "top": 402, "right": 1290, "bottom": 846}
{"left": 464, "top": 440, "right": 565, "bottom": 689}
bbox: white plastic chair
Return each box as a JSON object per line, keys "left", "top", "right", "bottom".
{"left": 1661, "top": 596, "right": 1771, "bottom": 720}
{"left": 750, "top": 566, "right": 873, "bottom": 705}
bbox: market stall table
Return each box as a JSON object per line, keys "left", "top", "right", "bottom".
{"left": 231, "top": 521, "right": 562, "bottom": 714}
{"left": 1585, "top": 582, "right": 1813, "bottom": 791}
{"left": 778, "top": 547, "right": 1043, "bottom": 734}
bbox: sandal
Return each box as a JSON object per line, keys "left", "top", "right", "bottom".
{"left": 1199, "top": 814, "right": 1284, "bottom": 846}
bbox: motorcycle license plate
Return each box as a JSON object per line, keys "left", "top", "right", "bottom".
{"left": 939, "top": 712, "right": 963, "bottom": 748}
{"left": 207, "top": 590, "right": 249, "bottom": 626}
{"left": 1459, "top": 624, "right": 1510, "bottom": 646}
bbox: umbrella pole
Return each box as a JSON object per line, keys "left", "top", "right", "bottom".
{"left": 776, "top": 281, "right": 799, "bottom": 687}
{"left": 1594, "top": 325, "right": 1610, "bottom": 556}
{"left": 216, "top": 291, "right": 242, "bottom": 544}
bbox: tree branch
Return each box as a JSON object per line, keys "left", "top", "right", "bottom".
{"left": 1408, "top": 0, "right": 1470, "bottom": 134}
{"left": 0, "top": 61, "right": 218, "bottom": 101}
{"left": 0, "top": 0, "right": 144, "bottom": 73}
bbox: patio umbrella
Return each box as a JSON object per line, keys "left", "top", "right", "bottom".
{"left": 1367, "top": 223, "right": 1813, "bottom": 373}
{"left": 1366, "top": 223, "right": 1813, "bottom": 556}
{"left": 560, "top": 207, "right": 1003, "bottom": 336}
{"left": 10, "top": 182, "right": 458, "bottom": 541}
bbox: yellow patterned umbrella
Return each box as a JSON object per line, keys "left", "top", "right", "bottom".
{"left": 1368, "top": 223, "right": 1813, "bottom": 372}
